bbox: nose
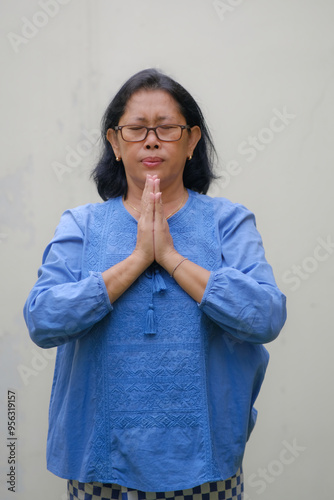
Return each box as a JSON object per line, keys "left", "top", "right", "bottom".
{"left": 144, "top": 129, "right": 160, "bottom": 149}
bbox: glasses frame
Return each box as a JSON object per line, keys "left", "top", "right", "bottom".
{"left": 114, "top": 124, "right": 191, "bottom": 142}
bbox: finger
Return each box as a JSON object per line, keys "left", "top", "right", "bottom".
{"left": 141, "top": 176, "right": 154, "bottom": 213}
{"left": 153, "top": 177, "right": 160, "bottom": 195}
{"left": 154, "top": 191, "right": 165, "bottom": 223}
{"left": 141, "top": 175, "right": 149, "bottom": 203}
{"left": 144, "top": 174, "right": 154, "bottom": 194}
{"left": 146, "top": 174, "right": 157, "bottom": 191}
{"left": 144, "top": 189, "right": 155, "bottom": 221}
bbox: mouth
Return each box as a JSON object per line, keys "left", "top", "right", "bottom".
{"left": 141, "top": 157, "right": 164, "bottom": 168}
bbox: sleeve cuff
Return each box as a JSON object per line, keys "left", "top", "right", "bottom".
{"left": 198, "top": 270, "right": 217, "bottom": 308}
{"left": 90, "top": 271, "right": 113, "bottom": 314}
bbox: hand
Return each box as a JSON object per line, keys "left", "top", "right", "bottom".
{"left": 150, "top": 178, "right": 177, "bottom": 266}
{"left": 132, "top": 175, "right": 156, "bottom": 266}
{"left": 133, "top": 174, "right": 177, "bottom": 268}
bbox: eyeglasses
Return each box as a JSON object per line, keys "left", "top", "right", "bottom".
{"left": 114, "top": 124, "right": 191, "bottom": 142}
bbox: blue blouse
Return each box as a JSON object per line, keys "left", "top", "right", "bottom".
{"left": 23, "top": 190, "right": 286, "bottom": 492}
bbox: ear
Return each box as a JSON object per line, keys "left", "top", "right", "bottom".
{"left": 106, "top": 128, "right": 121, "bottom": 159}
{"left": 187, "top": 126, "right": 201, "bottom": 157}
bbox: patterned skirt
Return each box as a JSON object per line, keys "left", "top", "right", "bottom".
{"left": 67, "top": 468, "right": 244, "bottom": 500}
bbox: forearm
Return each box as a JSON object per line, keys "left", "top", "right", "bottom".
{"left": 160, "top": 251, "right": 211, "bottom": 304}
{"left": 152, "top": 189, "right": 210, "bottom": 303}
{"left": 102, "top": 250, "right": 151, "bottom": 303}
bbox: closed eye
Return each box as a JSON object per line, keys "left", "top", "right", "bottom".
{"left": 158, "top": 125, "right": 178, "bottom": 130}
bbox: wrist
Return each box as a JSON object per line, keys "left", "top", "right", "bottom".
{"left": 158, "top": 251, "right": 184, "bottom": 276}
{"left": 131, "top": 248, "right": 153, "bottom": 271}
{"left": 170, "top": 257, "right": 189, "bottom": 278}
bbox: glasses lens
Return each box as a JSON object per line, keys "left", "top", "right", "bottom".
{"left": 156, "top": 126, "right": 182, "bottom": 141}
{"left": 122, "top": 126, "right": 147, "bottom": 142}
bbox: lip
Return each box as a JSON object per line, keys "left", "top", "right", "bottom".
{"left": 141, "top": 156, "right": 164, "bottom": 168}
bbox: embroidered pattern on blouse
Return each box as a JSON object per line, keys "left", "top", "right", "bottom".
{"left": 109, "top": 412, "right": 203, "bottom": 429}
{"left": 79, "top": 196, "right": 220, "bottom": 478}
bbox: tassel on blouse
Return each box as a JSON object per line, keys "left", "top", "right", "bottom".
{"left": 152, "top": 268, "right": 167, "bottom": 293}
{"left": 145, "top": 303, "right": 156, "bottom": 335}
{"left": 144, "top": 266, "right": 166, "bottom": 335}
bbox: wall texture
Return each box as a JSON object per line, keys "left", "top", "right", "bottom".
{"left": 1, "top": 1, "right": 333, "bottom": 499}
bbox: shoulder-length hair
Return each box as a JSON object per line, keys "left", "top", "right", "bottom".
{"left": 91, "top": 68, "right": 217, "bottom": 200}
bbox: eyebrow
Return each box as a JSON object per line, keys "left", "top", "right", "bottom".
{"left": 130, "top": 116, "right": 173, "bottom": 123}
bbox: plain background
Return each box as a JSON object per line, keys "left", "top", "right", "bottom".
{"left": 1, "top": 1, "right": 333, "bottom": 499}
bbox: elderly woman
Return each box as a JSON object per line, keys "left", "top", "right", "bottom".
{"left": 24, "top": 69, "right": 286, "bottom": 500}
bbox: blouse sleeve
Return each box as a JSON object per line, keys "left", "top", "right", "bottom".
{"left": 23, "top": 208, "right": 113, "bottom": 348}
{"left": 199, "top": 201, "right": 287, "bottom": 344}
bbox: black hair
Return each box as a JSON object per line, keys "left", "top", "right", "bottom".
{"left": 91, "top": 68, "right": 217, "bottom": 199}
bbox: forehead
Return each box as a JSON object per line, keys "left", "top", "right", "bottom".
{"left": 122, "top": 89, "right": 184, "bottom": 122}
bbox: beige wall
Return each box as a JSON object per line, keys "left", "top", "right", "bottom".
{"left": 1, "top": 0, "right": 333, "bottom": 498}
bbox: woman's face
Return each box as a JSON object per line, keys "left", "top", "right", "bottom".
{"left": 107, "top": 89, "right": 201, "bottom": 195}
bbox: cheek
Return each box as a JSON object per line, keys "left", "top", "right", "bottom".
{"left": 120, "top": 144, "right": 138, "bottom": 159}
{"left": 169, "top": 141, "right": 188, "bottom": 157}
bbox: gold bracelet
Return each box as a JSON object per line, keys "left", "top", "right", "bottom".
{"left": 170, "top": 257, "right": 188, "bottom": 278}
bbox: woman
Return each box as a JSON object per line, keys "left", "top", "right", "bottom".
{"left": 24, "top": 68, "right": 287, "bottom": 500}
